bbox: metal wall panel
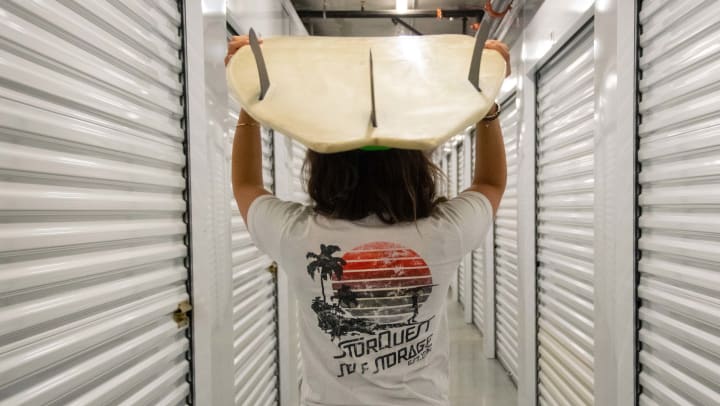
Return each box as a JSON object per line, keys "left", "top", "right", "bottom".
{"left": 447, "top": 150, "right": 460, "bottom": 301}
{"left": 226, "top": 103, "right": 279, "bottom": 406}
{"left": 288, "top": 139, "right": 309, "bottom": 391}
{"left": 442, "top": 155, "right": 449, "bottom": 197}
{"left": 637, "top": 1, "right": 720, "bottom": 404}
{"left": 291, "top": 141, "right": 310, "bottom": 204}
{"left": 519, "top": 5, "right": 596, "bottom": 404}
{"left": 536, "top": 25, "right": 595, "bottom": 405}
{"left": 470, "top": 134, "right": 486, "bottom": 333}
{"left": 0, "top": 1, "right": 190, "bottom": 404}
{"left": 457, "top": 143, "right": 466, "bottom": 307}
{"left": 432, "top": 149, "right": 442, "bottom": 196}
{"left": 494, "top": 95, "right": 521, "bottom": 381}
{"left": 461, "top": 136, "right": 475, "bottom": 325}
{"left": 231, "top": 201, "right": 278, "bottom": 406}
{"left": 228, "top": 8, "right": 305, "bottom": 403}
{"left": 262, "top": 129, "right": 276, "bottom": 193}
{"left": 472, "top": 245, "right": 486, "bottom": 332}
{"left": 449, "top": 150, "right": 458, "bottom": 199}
{"left": 297, "top": 308, "right": 304, "bottom": 391}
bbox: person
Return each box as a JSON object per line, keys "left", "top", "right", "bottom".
{"left": 227, "top": 35, "right": 509, "bottom": 406}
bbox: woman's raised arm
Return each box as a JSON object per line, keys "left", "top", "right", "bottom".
{"left": 226, "top": 35, "right": 270, "bottom": 223}
{"left": 465, "top": 40, "right": 511, "bottom": 215}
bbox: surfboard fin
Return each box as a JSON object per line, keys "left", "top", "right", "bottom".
{"left": 468, "top": 17, "right": 491, "bottom": 92}
{"left": 369, "top": 50, "right": 378, "bottom": 128}
{"left": 249, "top": 28, "right": 270, "bottom": 100}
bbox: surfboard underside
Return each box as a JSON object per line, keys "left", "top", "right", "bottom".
{"left": 227, "top": 35, "right": 506, "bottom": 153}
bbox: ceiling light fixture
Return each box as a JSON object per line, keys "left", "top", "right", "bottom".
{"left": 396, "top": 0, "right": 408, "bottom": 13}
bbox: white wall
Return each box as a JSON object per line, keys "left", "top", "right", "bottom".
{"left": 227, "top": 0, "right": 307, "bottom": 37}
{"left": 217, "top": 1, "right": 640, "bottom": 405}
{"left": 185, "top": 1, "right": 235, "bottom": 404}
{"left": 516, "top": 3, "right": 599, "bottom": 403}
{"left": 225, "top": 3, "right": 308, "bottom": 406}
{"left": 508, "top": 1, "right": 637, "bottom": 405}
{"left": 187, "top": 1, "right": 307, "bottom": 404}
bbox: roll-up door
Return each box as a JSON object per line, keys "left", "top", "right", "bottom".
{"left": 262, "top": 129, "right": 275, "bottom": 193}
{"left": 471, "top": 248, "right": 485, "bottom": 331}
{"left": 0, "top": 1, "right": 191, "bottom": 404}
{"left": 227, "top": 103, "right": 279, "bottom": 405}
{"left": 446, "top": 153, "right": 452, "bottom": 198}
{"left": 449, "top": 151, "right": 458, "bottom": 198}
{"left": 291, "top": 141, "right": 310, "bottom": 204}
{"left": 226, "top": 21, "right": 285, "bottom": 388}
{"left": 297, "top": 311, "right": 303, "bottom": 390}
{"left": 441, "top": 156, "right": 445, "bottom": 197}
{"left": 536, "top": 25, "right": 595, "bottom": 405}
{"left": 231, "top": 209, "right": 278, "bottom": 406}
{"left": 494, "top": 94, "right": 520, "bottom": 377}
{"left": 456, "top": 143, "right": 466, "bottom": 306}
{"left": 470, "top": 134, "right": 486, "bottom": 332}
{"left": 637, "top": 2, "right": 720, "bottom": 404}
{"left": 441, "top": 155, "right": 449, "bottom": 197}
{"left": 447, "top": 151, "right": 460, "bottom": 300}
{"left": 288, "top": 139, "right": 309, "bottom": 389}
{"left": 435, "top": 151, "right": 443, "bottom": 196}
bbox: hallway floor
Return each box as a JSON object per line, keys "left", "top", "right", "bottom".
{"left": 448, "top": 292, "right": 517, "bottom": 406}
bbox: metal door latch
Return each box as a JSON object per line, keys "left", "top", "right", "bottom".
{"left": 267, "top": 261, "right": 278, "bottom": 279}
{"left": 173, "top": 300, "right": 192, "bottom": 328}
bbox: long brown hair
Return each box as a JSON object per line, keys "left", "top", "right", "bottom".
{"left": 304, "top": 149, "right": 446, "bottom": 224}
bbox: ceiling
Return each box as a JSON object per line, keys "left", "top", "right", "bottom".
{"left": 290, "top": 0, "right": 487, "bottom": 37}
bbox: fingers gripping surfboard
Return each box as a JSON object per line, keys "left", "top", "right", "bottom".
{"left": 226, "top": 32, "right": 506, "bottom": 153}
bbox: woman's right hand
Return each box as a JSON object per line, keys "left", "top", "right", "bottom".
{"left": 485, "top": 40, "right": 511, "bottom": 77}
{"left": 225, "top": 35, "right": 263, "bottom": 66}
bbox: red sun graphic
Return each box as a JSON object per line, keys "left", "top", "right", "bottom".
{"left": 331, "top": 241, "right": 434, "bottom": 324}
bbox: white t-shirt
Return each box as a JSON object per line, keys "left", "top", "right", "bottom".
{"left": 247, "top": 191, "right": 493, "bottom": 406}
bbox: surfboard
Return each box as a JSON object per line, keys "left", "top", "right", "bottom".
{"left": 226, "top": 34, "right": 506, "bottom": 153}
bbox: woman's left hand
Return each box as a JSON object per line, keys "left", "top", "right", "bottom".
{"left": 225, "top": 35, "right": 263, "bottom": 66}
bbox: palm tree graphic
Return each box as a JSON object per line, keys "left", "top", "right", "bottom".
{"left": 334, "top": 284, "right": 359, "bottom": 308}
{"left": 306, "top": 244, "right": 347, "bottom": 303}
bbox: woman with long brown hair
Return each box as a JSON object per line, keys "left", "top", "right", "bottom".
{"left": 227, "top": 35, "right": 509, "bottom": 406}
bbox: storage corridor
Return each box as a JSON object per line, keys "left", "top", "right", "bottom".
{"left": 1, "top": 0, "right": 719, "bottom": 406}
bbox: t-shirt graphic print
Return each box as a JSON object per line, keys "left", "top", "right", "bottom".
{"left": 305, "top": 242, "right": 437, "bottom": 377}
{"left": 246, "top": 191, "right": 493, "bottom": 406}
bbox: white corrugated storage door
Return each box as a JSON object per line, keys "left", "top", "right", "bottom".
{"left": 536, "top": 25, "right": 595, "bottom": 405}
{"left": 262, "top": 129, "right": 276, "bottom": 193}
{"left": 291, "top": 141, "right": 311, "bottom": 204}
{"left": 471, "top": 247, "right": 485, "bottom": 331}
{"left": 470, "top": 134, "right": 486, "bottom": 332}
{"left": 449, "top": 151, "right": 458, "bottom": 198}
{"left": 447, "top": 151, "right": 460, "bottom": 299}
{"left": 441, "top": 156, "right": 449, "bottom": 197}
{"left": 470, "top": 135, "right": 485, "bottom": 333}
{"left": 446, "top": 153, "right": 452, "bottom": 198}
{"left": 229, "top": 105, "right": 279, "bottom": 404}
{"left": 0, "top": 1, "right": 191, "bottom": 405}
{"left": 494, "top": 94, "right": 520, "bottom": 380}
{"left": 637, "top": 2, "right": 720, "bottom": 404}
{"left": 288, "top": 139, "right": 309, "bottom": 390}
{"left": 456, "top": 143, "right": 466, "bottom": 306}
{"left": 434, "top": 151, "right": 443, "bottom": 196}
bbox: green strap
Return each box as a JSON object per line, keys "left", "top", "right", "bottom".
{"left": 359, "top": 145, "right": 392, "bottom": 151}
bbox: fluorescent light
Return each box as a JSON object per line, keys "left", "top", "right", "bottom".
{"left": 396, "top": 0, "right": 408, "bottom": 12}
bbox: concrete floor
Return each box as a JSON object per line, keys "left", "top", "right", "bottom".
{"left": 447, "top": 294, "right": 517, "bottom": 406}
